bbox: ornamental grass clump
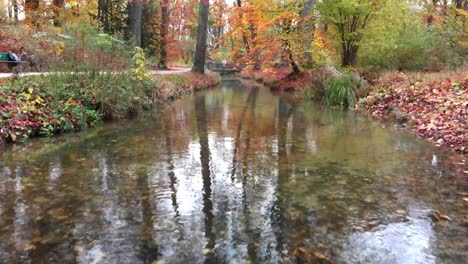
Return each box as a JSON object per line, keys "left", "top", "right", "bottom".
{"left": 322, "top": 73, "right": 357, "bottom": 108}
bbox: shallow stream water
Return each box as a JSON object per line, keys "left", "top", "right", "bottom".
{"left": 0, "top": 80, "right": 466, "bottom": 263}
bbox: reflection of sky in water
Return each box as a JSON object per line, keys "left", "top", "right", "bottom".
{"left": 342, "top": 208, "right": 435, "bottom": 264}
{"left": 0, "top": 81, "right": 466, "bottom": 264}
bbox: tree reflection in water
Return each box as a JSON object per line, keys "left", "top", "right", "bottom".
{"left": 0, "top": 80, "right": 466, "bottom": 264}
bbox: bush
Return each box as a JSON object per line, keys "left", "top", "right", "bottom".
{"left": 361, "top": 25, "right": 464, "bottom": 71}
{"left": 322, "top": 73, "right": 360, "bottom": 108}
{"left": 0, "top": 78, "right": 102, "bottom": 141}
{"left": 0, "top": 69, "right": 159, "bottom": 142}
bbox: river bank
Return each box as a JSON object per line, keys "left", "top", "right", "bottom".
{"left": 358, "top": 71, "right": 467, "bottom": 155}
{"left": 241, "top": 68, "right": 467, "bottom": 156}
{"left": 0, "top": 72, "right": 219, "bottom": 147}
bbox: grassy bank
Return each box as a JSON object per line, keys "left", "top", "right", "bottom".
{"left": 0, "top": 72, "right": 219, "bottom": 146}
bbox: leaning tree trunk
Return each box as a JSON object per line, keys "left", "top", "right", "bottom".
{"left": 128, "top": 1, "right": 143, "bottom": 47}
{"left": 192, "top": 0, "right": 210, "bottom": 74}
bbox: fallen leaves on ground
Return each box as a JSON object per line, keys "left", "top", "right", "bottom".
{"left": 361, "top": 79, "right": 467, "bottom": 154}
{"left": 429, "top": 210, "right": 452, "bottom": 222}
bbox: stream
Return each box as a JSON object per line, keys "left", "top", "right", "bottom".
{"left": 0, "top": 79, "right": 466, "bottom": 263}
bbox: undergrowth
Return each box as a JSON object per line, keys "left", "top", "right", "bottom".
{"left": 322, "top": 73, "right": 357, "bottom": 108}
{"left": 321, "top": 72, "right": 368, "bottom": 108}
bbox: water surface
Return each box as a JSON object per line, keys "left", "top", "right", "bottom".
{"left": 0, "top": 80, "right": 466, "bottom": 263}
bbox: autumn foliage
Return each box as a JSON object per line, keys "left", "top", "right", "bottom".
{"left": 361, "top": 75, "right": 467, "bottom": 154}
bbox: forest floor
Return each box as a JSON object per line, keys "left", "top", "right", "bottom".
{"left": 358, "top": 71, "right": 467, "bottom": 156}
{"left": 241, "top": 68, "right": 467, "bottom": 157}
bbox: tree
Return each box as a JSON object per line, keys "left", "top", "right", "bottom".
{"left": 13, "top": 0, "right": 18, "bottom": 21}
{"left": 97, "top": 0, "right": 127, "bottom": 34}
{"left": 25, "top": 0, "right": 40, "bottom": 26}
{"left": 299, "top": 0, "right": 316, "bottom": 68}
{"left": 159, "top": 0, "right": 169, "bottom": 68}
{"left": 192, "top": 0, "right": 209, "bottom": 74}
{"left": 280, "top": 13, "right": 301, "bottom": 73}
{"left": 317, "top": 0, "right": 382, "bottom": 67}
{"left": 141, "top": 1, "right": 159, "bottom": 51}
{"left": 223, "top": 0, "right": 315, "bottom": 72}
{"left": 52, "top": 0, "right": 64, "bottom": 26}
{"left": 5, "top": 0, "right": 19, "bottom": 22}
{"left": 128, "top": 0, "right": 143, "bottom": 47}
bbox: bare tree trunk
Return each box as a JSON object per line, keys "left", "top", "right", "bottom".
{"left": 128, "top": 1, "right": 143, "bottom": 47}
{"left": 159, "top": 0, "right": 169, "bottom": 68}
{"left": 192, "top": 0, "right": 210, "bottom": 74}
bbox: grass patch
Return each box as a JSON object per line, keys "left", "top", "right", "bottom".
{"left": 322, "top": 73, "right": 357, "bottom": 108}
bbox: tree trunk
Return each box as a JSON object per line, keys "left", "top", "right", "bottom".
{"left": 159, "top": 0, "right": 169, "bottom": 68}
{"left": 53, "top": 0, "right": 64, "bottom": 27}
{"left": 342, "top": 43, "right": 358, "bottom": 67}
{"left": 250, "top": 24, "right": 261, "bottom": 70}
{"left": 13, "top": 0, "right": 18, "bottom": 21}
{"left": 300, "top": 0, "right": 315, "bottom": 68}
{"left": 289, "top": 51, "right": 301, "bottom": 74}
{"left": 128, "top": 1, "right": 143, "bottom": 47}
{"left": 282, "top": 19, "right": 300, "bottom": 74}
{"left": 192, "top": 0, "right": 210, "bottom": 74}
{"left": 7, "top": 0, "right": 12, "bottom": 20}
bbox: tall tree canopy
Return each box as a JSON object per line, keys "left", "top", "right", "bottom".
{"left": 0, "top": 0, "right": 465, "bottom": 72}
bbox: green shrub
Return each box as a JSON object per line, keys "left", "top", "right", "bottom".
{"left": 303, "top": 89, "right": 315, "bottom": 101}
{"left": 46, "top": 72, "right": 155, "bottom": 119}
{"left": 361, "top": 25, "right": 464, "bottom": 71}
{"left": 322, "top": 73, "right": 357, "bottom": 108}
